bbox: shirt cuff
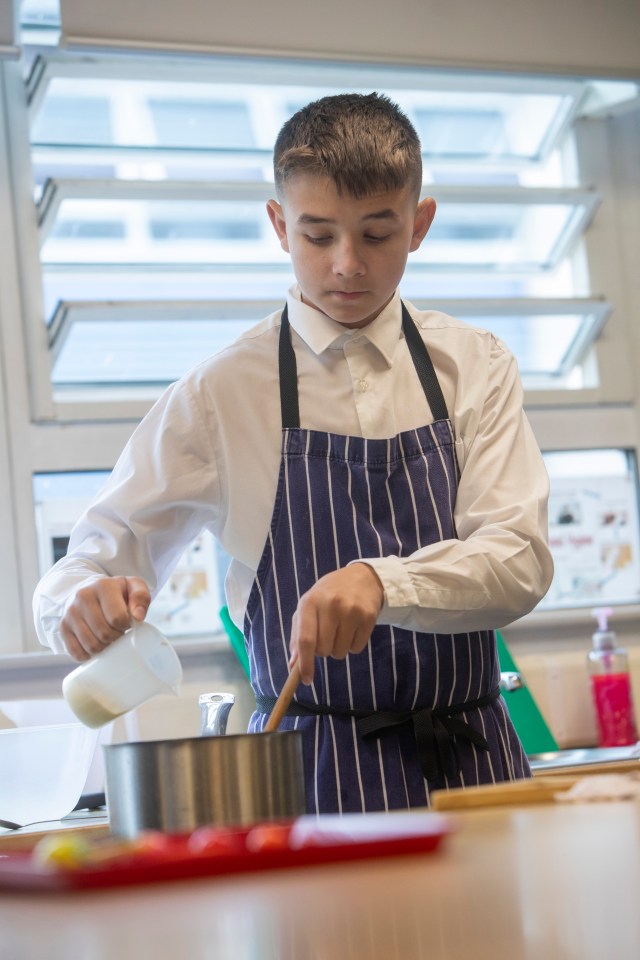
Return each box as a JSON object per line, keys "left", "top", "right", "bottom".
{"left": 350, "top": 553, "right": 489, "bottom": 629}
{"left": 349, "top": 555, "right": 419, "bottom": 615}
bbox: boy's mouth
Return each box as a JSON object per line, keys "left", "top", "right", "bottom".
{"left": 331, "top": 291, "right": 366, "bottom": 301}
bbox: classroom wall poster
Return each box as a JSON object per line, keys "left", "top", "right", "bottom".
{"left": 540, "top": 471, "right": 640, "bottom": 609}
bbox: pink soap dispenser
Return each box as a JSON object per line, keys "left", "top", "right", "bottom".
{"left": 587, "top": 607, "right": 638, "bottom": 747}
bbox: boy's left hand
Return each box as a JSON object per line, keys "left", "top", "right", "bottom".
{"left": 289, "top": 563, "right": 384, "bottom": 685}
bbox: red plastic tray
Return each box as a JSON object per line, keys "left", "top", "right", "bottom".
{"left": 0, "top": 812, "right": 452, "bottom": 894}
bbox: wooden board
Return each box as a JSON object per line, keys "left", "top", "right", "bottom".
{"left": 0, "top": 822, "right": 109, "bottom": 854}
{"left": 431, "top": 776, "right": 580, "bottom": 811}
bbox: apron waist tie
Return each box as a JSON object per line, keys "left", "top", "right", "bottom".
{"left": 254, "top": 686, "right": 501, "bottom": 783}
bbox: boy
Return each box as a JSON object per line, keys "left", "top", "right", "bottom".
{"left": 34, "top": 93, "right": 553, "bottom": 813}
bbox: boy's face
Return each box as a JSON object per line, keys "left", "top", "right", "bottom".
{"left": 267, "top": 175, "right": 436, "bottom": 329}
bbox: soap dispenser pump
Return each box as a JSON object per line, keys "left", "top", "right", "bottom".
{"left": 587, "top": 607, "right": 638, "bottom": 747}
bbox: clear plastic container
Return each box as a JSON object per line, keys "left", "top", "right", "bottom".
{"left": 0, "top": 723, "right": 99, "bottom": 826}
{"left": 62, "top": 622, "right": 183, "bottom": 729}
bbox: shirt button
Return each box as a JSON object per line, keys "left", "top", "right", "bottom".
{"left": 358, "top": 379, "right": 369, "bottom": 392}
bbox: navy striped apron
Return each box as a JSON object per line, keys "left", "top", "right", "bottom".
{"left": 245, "top": 302, "right": 530, "bottom": 813}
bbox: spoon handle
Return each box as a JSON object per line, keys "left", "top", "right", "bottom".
{"left": 264, "top": 660, "right": 302, "bottom": 733}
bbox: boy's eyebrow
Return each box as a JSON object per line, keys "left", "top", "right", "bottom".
{"left": 297, "top": 209, "right": 400, "bottom": 225}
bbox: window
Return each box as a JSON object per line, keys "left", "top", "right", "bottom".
{"left": 2, "top": 0, "right": 638, "bottom": 654}
{"left": 33, "top": 471, "right": 228, "bottom": 637}
{"left": 19, "top": 49, "right": 635, "bottom": 414}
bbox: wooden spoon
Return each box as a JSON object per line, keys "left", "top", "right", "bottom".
{"left": 264, "top": 660, "right": 302, "bottom": 733}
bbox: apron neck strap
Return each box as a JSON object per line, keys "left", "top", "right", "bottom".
{"left": 400, "top": 302, "right": 449, "bottom": 423}
{"left": 279, "top": 301, "right": 449, "bottom": 430}
{"left": 279, "top": 303, "right": 300, "bottom": 430}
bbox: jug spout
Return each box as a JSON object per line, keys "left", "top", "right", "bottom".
{"left": 199, "top": 692, "right": 235, "bottom": 736}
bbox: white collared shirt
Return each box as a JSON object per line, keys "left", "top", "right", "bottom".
{"left": 34, "top": 286, "right": 554, "bottom": 653}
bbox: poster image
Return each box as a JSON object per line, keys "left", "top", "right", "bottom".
{"left": 540, "top": 466, "right": 640, "bottom": 609}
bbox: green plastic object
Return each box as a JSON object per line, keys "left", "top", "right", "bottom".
{"left": 219, "top": 606, "right": 251, "bottom": 680}
{"left": 496, "top": 630, "right": 558, "bottom": 755}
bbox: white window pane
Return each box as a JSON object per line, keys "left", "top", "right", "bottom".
{"left": 29, "top": 70, "right": 578, "bottom": 168}
{"left": 148, "top": 98, "right": 254, "bottom": 148}
{"left": 31, "top": 94, "right": 112, "bottom": 144}
{"left": 413, "top": 200, "right": 590, "bottom": 269}
{"left": 41, "top": 198, "right": 280, "bottom": 263}
{"left": 464, "top": 314, "right": 581, "bottom": 375}
{"left": 51, "top": 319, "right": 255, "bottom": 385}
{"left": 413, "top": 94, "right": 572, "bottom": 162}
{"left": 41, "top": 268, "right": 295, "bottom": 318}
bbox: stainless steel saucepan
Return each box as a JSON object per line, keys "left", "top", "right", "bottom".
{"left": 104, "top": 673, "right": 306, "bottom": 838}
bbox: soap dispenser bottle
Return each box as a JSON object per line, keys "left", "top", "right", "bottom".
{"left": 587, "top": 607, "right": 638, "bottom": 747}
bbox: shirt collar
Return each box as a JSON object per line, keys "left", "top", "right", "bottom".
{"left": 285, "top": 285, "right": 402, "bottom": 368}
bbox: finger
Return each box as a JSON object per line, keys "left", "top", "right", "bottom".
{"left": 349, "top": 621, "right": 373, "bottom": 656}
{"left": 94, "top": 579, "right": 135, "bottom": 634}
{"left": 69, "top": 584, "right": 128, "bottom": 646}
{"left": 59, "top": 620, "right": 90, "bottom": 662}
{"left": 290, "top": 604, "right": 319, "bottom": 685}
{"left": 326, "top": 617, "right": 359, "bottom": 661}
{"left": 124, "top": 577, "right": 151, "bottom": 621}
{"left": 60, "top": 615, "right": 105, "bottom": 661}
{"left": 72, "top": 582, "right": 127, "bottom": 638}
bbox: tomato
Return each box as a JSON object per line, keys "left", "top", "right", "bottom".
{"left": 187, "top": 826, "right": 243, "bottom": 857}
{"left": 245, "top": 823, "right": 292, "bottom": 853}
{"left": 129, "top": 830, "right": 179, "bottom": 858}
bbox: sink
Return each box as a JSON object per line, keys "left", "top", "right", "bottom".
{"left": 529, "top": 745, "right": 640, "bottom": 771}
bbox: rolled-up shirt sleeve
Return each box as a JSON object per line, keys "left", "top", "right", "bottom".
{"left": 33, "top": 375, "right": 221, "bottom": 653}
{"left": 364, "top": 334, "right": 554, "bottom": 634}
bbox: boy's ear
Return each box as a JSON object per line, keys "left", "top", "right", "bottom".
{"left": 409, "top": 197, "right": 437, "bottom": 252}
{"left": 267, "top": 199, "right": 289, "bottom": 253}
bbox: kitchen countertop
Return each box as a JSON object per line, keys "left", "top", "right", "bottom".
{"left": 0, "top": 809, "right": 109, "bottom": 851}
{"left": 1, "top": 799, "right": 639, "bottom": 960}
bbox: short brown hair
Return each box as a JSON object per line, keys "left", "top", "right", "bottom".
{"left": 273, "top": 92, "right": 423, "bottom": 200}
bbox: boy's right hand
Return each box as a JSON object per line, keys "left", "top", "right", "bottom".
{"left": 59, "top": 576, "right": 151, "bottom": 662}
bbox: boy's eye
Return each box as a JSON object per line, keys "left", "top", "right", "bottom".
{"left": 303, "top": 232, "right": 391, "bottom": 245}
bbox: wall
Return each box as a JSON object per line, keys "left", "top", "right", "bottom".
{"left": 59, "top": 0, "right": 640, "bottom": 77}
{"left": 505, "top": 633, "right": 640, "bottom": 749}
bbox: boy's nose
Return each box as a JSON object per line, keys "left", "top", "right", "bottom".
{"left": 332, "top": 241, "right": 365, "bottom": 278}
